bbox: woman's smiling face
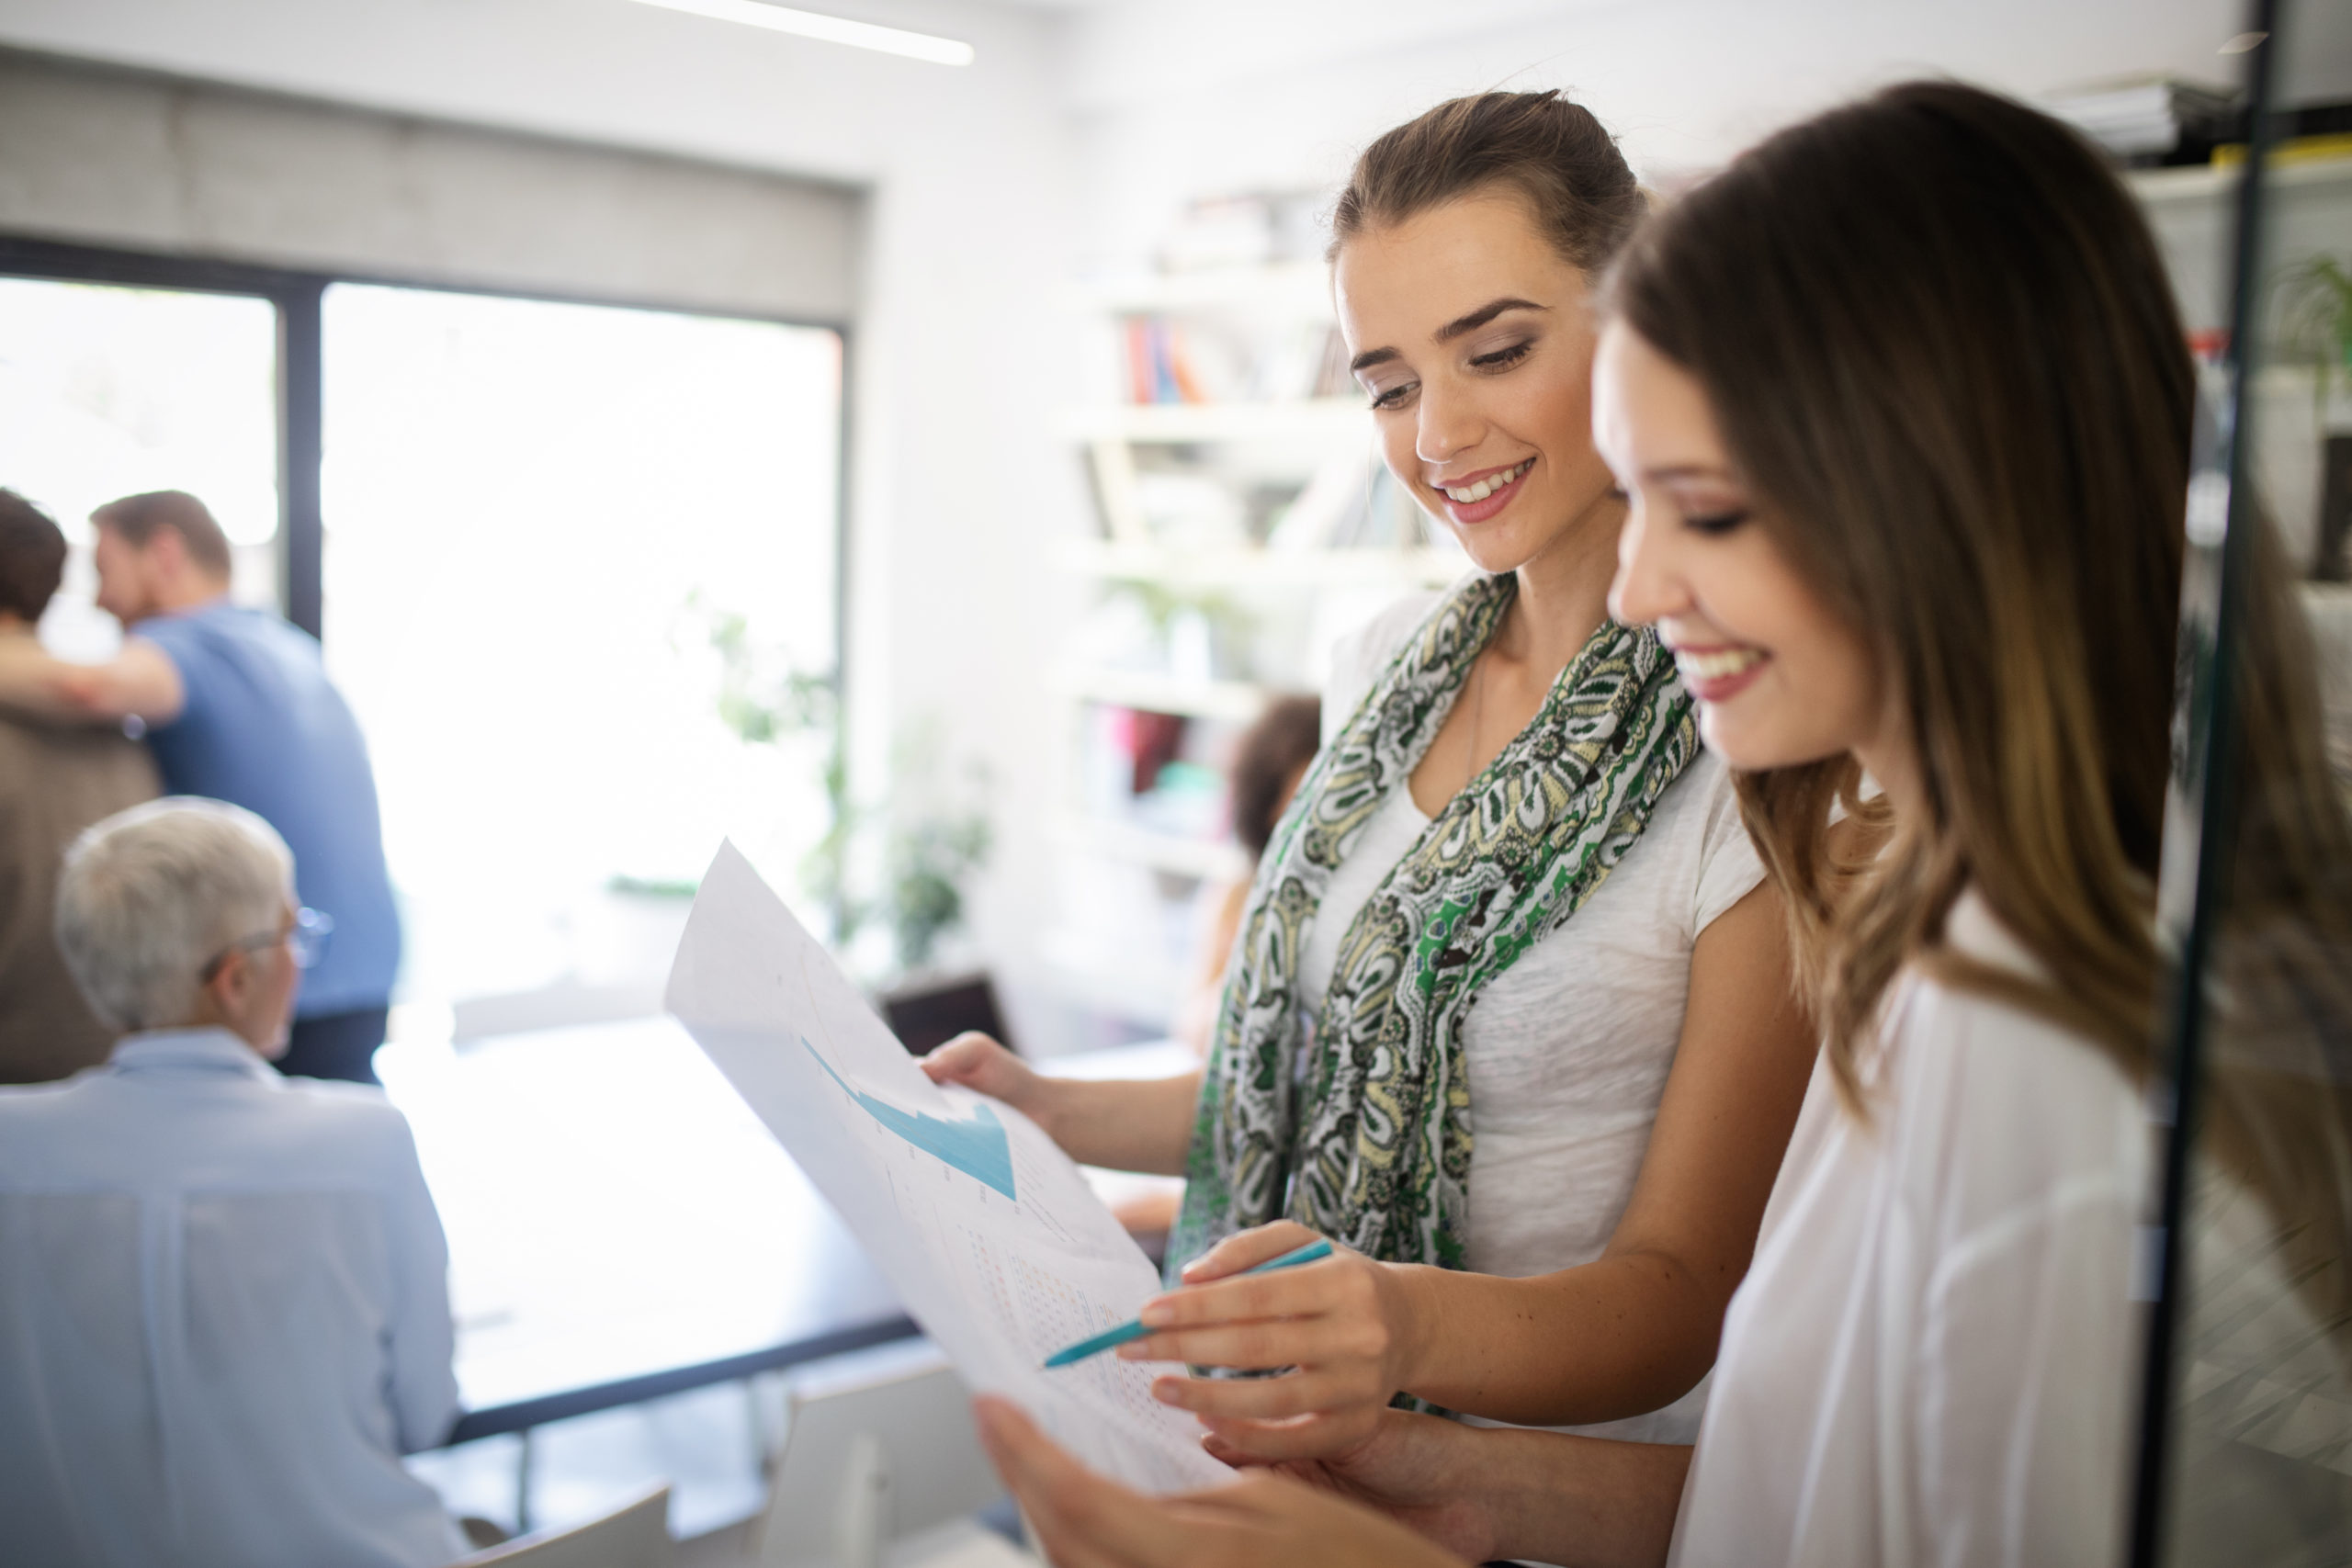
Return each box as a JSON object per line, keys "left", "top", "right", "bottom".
{"left": 1333, "top": 189, "right": 1623, "bottom": 575}
{"left": 1594, "top": 320, "right": 1887, "bottom": 775}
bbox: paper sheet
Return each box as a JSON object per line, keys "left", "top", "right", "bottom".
{"left": 663, "top": 841, "right": 1232, "bottom": 1495}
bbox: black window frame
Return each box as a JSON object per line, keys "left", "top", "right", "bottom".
{"left": 0, "top": 232, "right": 854, "bottom": 686}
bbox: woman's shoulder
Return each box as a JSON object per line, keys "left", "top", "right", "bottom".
{"left": 1600, "top": 745, "right": 1764, "bottom": 939}
{"left": 1320, "top": 587, "right": 1453, "bottom": 740}
{"left": 1881, "top": 894, "right": 2148, "bottom": 1227}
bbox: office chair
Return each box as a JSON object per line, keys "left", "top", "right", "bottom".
{"left": 752, "top": 1347, "right": 1034, "bottom": 1568}
{"left": 459, "top": 1483, "right": 673, "bottom": 1567}
{"left": 880, "top": 975, "right": 1013, "bottom": 1058}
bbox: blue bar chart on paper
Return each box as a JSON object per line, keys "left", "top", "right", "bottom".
{"left": 805, "top": 1040, "right": 1017, "bottom": 1201}
{"left": 664, "top": 841, "right": 1232, "bottom": 1495}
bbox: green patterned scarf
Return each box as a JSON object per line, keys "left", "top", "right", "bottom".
{"left": 1168, "top": 572, "right": 1697, "bottom": 1279}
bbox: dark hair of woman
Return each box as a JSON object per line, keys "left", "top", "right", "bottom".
{"left": 1228, "top": 694, "right": 1320, "bottom": 860}
{"left": 1329, "top": 89, "right": 1645, "bottom": 276}
{"left": 0, "top": 489, "right": 68, "bottom": 623}
{"left": 1605, "top": 79, "right": 2352, "bottom": 1340}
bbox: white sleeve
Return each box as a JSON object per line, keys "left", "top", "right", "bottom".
{"left": 1689, "top": 754, "right": 1767, "bottom": 936}
{"left": 377, "top": 1111, "right": 462, "bottom": 1453}
{"left": 1913, "top": 1179, "right": 2140, "bottom": 1567}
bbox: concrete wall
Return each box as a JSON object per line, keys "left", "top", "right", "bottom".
{"left": 0, "top": 48, "right": 861, "bottom": 320}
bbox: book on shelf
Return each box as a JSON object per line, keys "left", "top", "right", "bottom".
{"left": 1125, "top": 318, "right": 1208, "bottom": 405}
{"left": 1118, "top": 313, "right": 1351, "bottom": 407}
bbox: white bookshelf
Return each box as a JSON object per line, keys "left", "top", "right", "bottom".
{"left": 1046, "top": 254, "right": 1430, "bottom": 1029}
{"left": 1058, "top": 666, "right": 1270, "bottom": 722}
{"left": 1055, "top": 537, "right": 1463, "bottom": 591}
{"left": 1060, "top": 398, "right": 1369, "bottom": 445}
{"left": 2128, "top": 150, "right": 2352, "bottom": 338}
{"left": 2127, "top": 150, "right": 2352, "bottom": 205}
{"left": 1058, "top": 818, "right": 1251, "bottom": 881}
{"left": 1069, "top": 261, "right": 1331, "bottom": 315}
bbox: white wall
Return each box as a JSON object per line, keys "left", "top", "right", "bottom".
{"left": 0, "top": 0, "right": 1098, "bottom": 1048}
{"left": 1060, "top": 0, "right": 2256, "bottom": 273}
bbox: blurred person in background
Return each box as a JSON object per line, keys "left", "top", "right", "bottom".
{"left": 0, "top": 488, "right": 158, "bottom": 1082}
{"left": 0, "top": 489, "right": 401, "bottom": 1083}
{"left": 1172, "top": 692, "right": 1323, "bottom": 1056}
{"left": 1106, "top": 693, "right": 1327, "bottom": 1247}
{"left": 0, "top": 798, "right": 463, "bottom": 1568}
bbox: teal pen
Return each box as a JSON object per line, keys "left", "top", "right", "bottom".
{"left": 1041, "top": 1237, "right": 1335, "bottom": 1369}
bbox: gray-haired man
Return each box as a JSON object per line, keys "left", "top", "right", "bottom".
{"left": 0, "top": 798, "right": 465, "bottom": 1568}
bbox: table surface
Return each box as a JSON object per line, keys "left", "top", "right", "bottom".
{"left": 379, "top": 1018, "right": 1196, "bottom": 1442}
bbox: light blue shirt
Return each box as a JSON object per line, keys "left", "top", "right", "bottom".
{"left": 135, "top": 599, "right": 401, "bottom": 1015}
{"left": 0, "top": 1030, "right": 466, "bottom": 1568}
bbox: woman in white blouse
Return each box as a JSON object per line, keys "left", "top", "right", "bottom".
{"left": 966, "top": 80, "right": 2352, "bottom": 1568}
{"left": 928, "top": 90, "right": 1815, "bottom": 1455}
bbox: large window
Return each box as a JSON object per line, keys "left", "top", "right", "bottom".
{"left": 0, "top": 276, "right": 280, "bottom": 654}
{"left": 0, "top": 241, "right": 847, "bottom": 1032}
{"left": 320, "top": 284, "right": 843, "bottom": 1015}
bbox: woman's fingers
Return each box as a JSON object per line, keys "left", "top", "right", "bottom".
{"left": 1139, "top": 1254, "right": 1380, "bottom": 1342}
{"left": 978, "top": 1398, "right": 1464, "bottom": 1568}
{"left": 919, "top": 1032, "right": 1022, "bottom": 1093}
{"left": 972, "top": 1398, "right": 1177, "bottom": 1568}
{"left": 1180, "top": 1220, "right": 1323, "bottom": 1282}
{"left": 1199, "top": 1409, "right": 1381, "bottom": 1465}
{"left": 1124, "top": 1306, "right": 1383, "bottom": 1382}
{"left": 1151, "top": 1368, "right": 1378, "bottom": 1421}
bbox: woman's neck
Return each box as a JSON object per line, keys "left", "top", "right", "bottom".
{"left": 1495, "top": 490, "right": 1624, "bottom": 674}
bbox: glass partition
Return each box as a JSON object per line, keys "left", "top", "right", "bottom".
{"left": 2140, "top": 1, "right": 2352, "bottom": 1561}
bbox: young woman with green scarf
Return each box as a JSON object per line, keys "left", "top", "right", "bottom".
{"left": 926, "top": 91, "right": 1815, "bottom": 1459}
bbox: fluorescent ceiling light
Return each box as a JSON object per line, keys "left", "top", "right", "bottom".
{"left": 626, "top": 0, "right": 975, "bottom": 66}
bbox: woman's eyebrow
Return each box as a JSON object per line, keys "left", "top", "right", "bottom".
{"left": 1350, "top": 297, "right": 1549, "bottom": 376}
{"left": 1434, "top": 297, "right": 1546, "bottom": 344}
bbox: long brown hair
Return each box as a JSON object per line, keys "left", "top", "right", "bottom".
{"left": 1606, "top": 82, "right": 2352, "bottom": 1325}
{"left": 1329, "top": 90, "right": 1645, "bottom": 276}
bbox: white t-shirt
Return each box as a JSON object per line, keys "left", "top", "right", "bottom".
{"left": 1306, "top": 592, "right": 1766, "bottom": 1445}
{"left": 1670, "top": 892, "right": 2151, "bottom": 1566}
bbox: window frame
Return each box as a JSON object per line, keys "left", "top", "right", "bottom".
{"left": 0, "top": 232, "right": 854, "bottom": 688}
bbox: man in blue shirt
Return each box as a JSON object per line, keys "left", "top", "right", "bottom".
{"left": 0, "top": 490, "right": 401, "bottom": 1082}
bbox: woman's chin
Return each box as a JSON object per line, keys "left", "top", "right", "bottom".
{"left": 1446, "top": 520, "right": 1540, "bottom": 578}
{"left": 1697, "top": 705, "right": 1848, "bottom": 774}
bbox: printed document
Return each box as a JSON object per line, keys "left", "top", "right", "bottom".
{"left": 664, "top": 841, "right": 1233, "bottom": 1495}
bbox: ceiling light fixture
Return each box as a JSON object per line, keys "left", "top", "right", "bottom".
{"left": 626, "top": 0, "right": 975, "bottom": 67}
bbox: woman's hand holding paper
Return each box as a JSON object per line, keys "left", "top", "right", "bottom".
{"left": 974, "top": 1395, "right": 1482, "bottom": 1568}
{"left": 921, "top": 1032, "right": 1199, "bottom": 1176}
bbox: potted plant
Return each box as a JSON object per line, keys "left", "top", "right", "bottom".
{"left": 2277, "top": 254, "right": 2352, "bottom": 579}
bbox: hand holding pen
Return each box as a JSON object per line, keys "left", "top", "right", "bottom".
{"left": 1051, "top": 1222, "right": 1442, "bottom": 1464}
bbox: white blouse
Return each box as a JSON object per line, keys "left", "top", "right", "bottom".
{"left": 1670, "top": 892, "right": 2151, "bottom": 1567}
{"left": 1306, "top": 592, "right": 1765, "bottom": 1444}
